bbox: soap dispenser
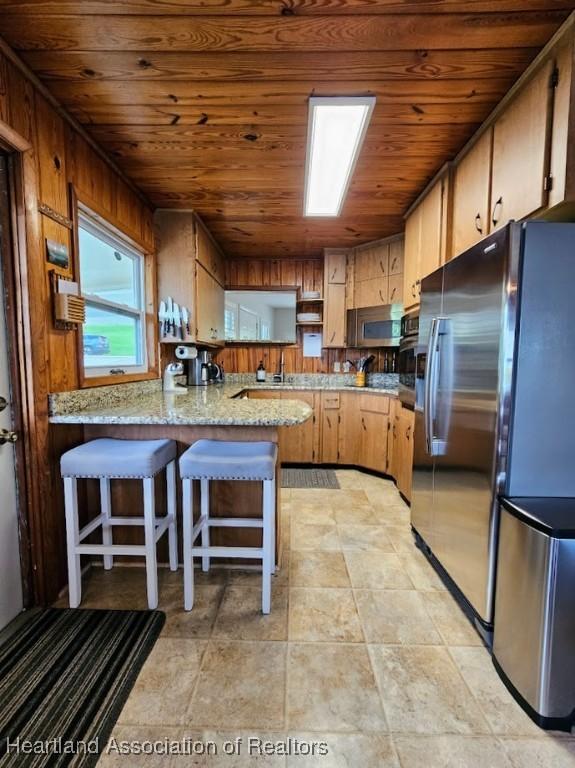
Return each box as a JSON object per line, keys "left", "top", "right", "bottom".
{"left": 256, "top": 360, "right": 266, "bottom": 382}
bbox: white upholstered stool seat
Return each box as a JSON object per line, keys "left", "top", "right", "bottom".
{"left": 60, "top": 438, "right": 178, "bottom": 610}
{"left": 179, "top": 439, "right": 277, "bottom": 614}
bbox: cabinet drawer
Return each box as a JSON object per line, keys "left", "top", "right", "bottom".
{"left": 358, "top": 394, "right": 389, "bottom": 414}
{"left": 322, "top": 393, "right": 340, "bottom": 410}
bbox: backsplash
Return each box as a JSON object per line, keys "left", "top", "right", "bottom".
{"left": 225, "top": 372, "right": 399, "bottom": 389}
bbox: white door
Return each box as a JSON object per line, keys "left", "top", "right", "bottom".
{"left": 0, "top": 154, "right": 23, "bottom": 630}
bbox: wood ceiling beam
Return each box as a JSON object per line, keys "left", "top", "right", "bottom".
{"left": 1, "top": 12, "right": 568, "bottom": 53}
{"left": 20, "top": 48, "right": 539, "bottom": 82}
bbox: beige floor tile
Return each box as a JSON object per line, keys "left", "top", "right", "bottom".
{"left": 289, "top": 489, "right": 335, "bottom": 505}
{"left": 423, "top": 592, "right": 483, "bottom": 646}
{"left": 212, "top": 585, "right": 288, "bottom": 641}
{"left": 290, "top": 551, "right": 351, "bottom": 588}
{"left": 335, "top": 470, "right": 367, "bottom": 490}
{"left": 371, "top": 506, "right": 412, "bottom": 526}
{"left": 200, "top": 731, "right": 288, "bottom": 767}
{"left": 289, "top": 588, "right": 363, "bottom": 642}
{"left": 162, "top": 584, "right": 224, "bottom": 639}
{"left": 119, "top": 639, "right": 207, "bottom": 726}
{"left": 386, "top": 525, "right": 419, "bottom": 554}
{"left": 98, "top": 726, "right": 197, "bottom": 767}
{"left": 344, "top": 551, "right": 414, "bottom": 590}
{"left": 394, "top": 735, "right": 513, "bottom": 768}
{"left": 334, "top": 506, "right": 388, "bottom": 526}
{"left": 449, "top": 647, "right": 553, "bottom": 736}
{"left": 291, "top": 523, "right": 340, "bottom": 551}
{"left": 501, "top": 737, "right": 575, "bottom": 768}
{"left": 397, "top": 551, "right": 447, "bottom": 592}
{"left": 336, "top": 524, "right": 395, "bottom": 552}
{"left": 287, "top": 733, "right": 399, "bottom": 767}
{"left": 189, "top": 640, "right": 286, "bottom": 730}
{"left": 355, "top": 589, "right": 441, "bottom": 645}
{"left": 364, "top": 487, "right": 406, "bottom": 507}
{"left": 287, "top": 643, "right": 387, "bottom": 733}
{"left": 369, "top": 645, "right": 490, "bottom": 734}
{"left": 290, "top": 504, "right": 336, "bottom": 525}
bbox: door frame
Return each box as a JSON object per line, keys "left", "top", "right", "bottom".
{"left": 0, "top": 122, "right": 37, "bottom": 608}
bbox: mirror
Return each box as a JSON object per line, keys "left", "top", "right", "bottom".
{"left": 224, "top": 290, "right": 296, "bottom": 343}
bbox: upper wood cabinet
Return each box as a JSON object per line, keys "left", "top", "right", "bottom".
{"left": 351, "top": 235, "right": 404, "bottom": 310}
{"left": 490, "top": 59, "right": 554, "bottom": 232}
{"left": 403, "top": 173, "right": 449, "bottom": 310}
{"left": 452, "top": 128, "right": 493, "bottom": 257}
{"left": 156, "top": 209, "right": 225, "bottom": 346}
{"left": 324, "top": 249, "right": 347, "bottom": 284}
{"left": 196, "top": 220, "right": 225, "bottom": 286}
{"left": 323, "top": 248, "right": 348, "bottom": 348}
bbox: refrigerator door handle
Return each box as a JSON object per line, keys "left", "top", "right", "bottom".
{"left": 424, "top": 317, "right": 447, "bottom": 456}
{"left": 424, "top": 317, "right": 439, "bottom": 455}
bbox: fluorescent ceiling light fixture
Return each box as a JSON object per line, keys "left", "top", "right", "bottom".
{"left": 304, "top": 96, "right": 376, "bottom": 217}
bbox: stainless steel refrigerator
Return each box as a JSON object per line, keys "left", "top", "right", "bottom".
{"left": 411, "top": 221, "right": 575, "bottom": 637}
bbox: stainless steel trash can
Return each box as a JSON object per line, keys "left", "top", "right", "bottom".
{"left": 493, "top": 497, "right": 575, "bottom": 731}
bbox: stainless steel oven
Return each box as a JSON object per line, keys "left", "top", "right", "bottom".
{"left": 398, "top": 310, "right": 419, "bottom": 409}
{"left": 346, "top": 304, "right": 402, "bottom": 348}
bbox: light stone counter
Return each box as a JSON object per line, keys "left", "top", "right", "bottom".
{"left": 48, "top": 380, "right": 312, "bottom": 427}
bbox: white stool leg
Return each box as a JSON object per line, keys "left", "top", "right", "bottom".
{"left": 166, "top": 460, "right": 178, "bottom": 572}
{"left": 183, "top": 478, "right": 194, "bottom": 610}
{"left": 143, "top": 477, "right": 158, "bottom": 610}
{"left": 262, "top": 478, "right": 274, "bottom": 614}
{"left": 200, "top": 478, "right": 210, "bottom": 572}
{"left": 100, "top": 478, "right": 113, "bottom": 570}
{"left": 269, "top": 477, "right": 276, "bottom": 575}
{"left": 64, "top": 477, "right": 82, "bottom": 608}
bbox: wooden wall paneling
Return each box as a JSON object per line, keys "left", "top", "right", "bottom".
{"left": 0, "top": 46, "right": 156, "bottom": 604}
{"left": 34, "top": 94, "right": 68, "bottom": 217}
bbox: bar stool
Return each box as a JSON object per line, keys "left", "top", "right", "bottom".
{"left": 179, "top": 439, "right": 277, "bottom": 614}
{"left": 60, "top": 438, "right": 178, "bottom": 610}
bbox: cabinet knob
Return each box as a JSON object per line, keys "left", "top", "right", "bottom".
{"left": 0, "top": 428, "right": 18, "bottom": 445}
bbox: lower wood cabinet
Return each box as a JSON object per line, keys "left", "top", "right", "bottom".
{"left": 279, "top": 391, "right": 319, "bottom": 463}
{"left": 246, "top": 388, "right": 413, "bottom": 495}
{"left": 396, "top": 405, "right": 415, "bottom": 502}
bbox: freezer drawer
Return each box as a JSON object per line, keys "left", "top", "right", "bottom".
{"left": 493, "top": 498, "right": 575, "bottom": 731}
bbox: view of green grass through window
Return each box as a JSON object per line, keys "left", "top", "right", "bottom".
{"left": 78, "top": 211, "right": 146, "bottom": 374}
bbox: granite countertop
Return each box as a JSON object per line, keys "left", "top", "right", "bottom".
{"left": 48, "top": 375, "right": 399, "bottom": 427}
{"left": 49, "top": 382, "right": 313, "bottom": 427}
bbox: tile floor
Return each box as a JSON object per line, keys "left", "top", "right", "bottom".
{"left": 62, "top": 470, "right": 575, "bottom": 767}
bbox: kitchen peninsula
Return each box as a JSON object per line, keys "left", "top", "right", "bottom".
{"left": 49, "top": 380, "right": 313, "bottom": 564}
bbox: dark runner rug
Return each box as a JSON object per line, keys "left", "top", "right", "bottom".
{"left": 282, "top": 467, "right": 340, "bottom": 489}
{"left": 0, "top": 608, "right": 165, "bottom": 767}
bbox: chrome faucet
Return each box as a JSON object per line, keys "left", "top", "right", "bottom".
{"left": 273, "top": 350, "right": 285, "bottom": 383}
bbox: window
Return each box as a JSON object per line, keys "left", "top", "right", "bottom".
{"left": 78, "top": 207, "right": 148, "bottom": 377}
{"left": 224, "top": 302, "right": 237, "bottom": 341}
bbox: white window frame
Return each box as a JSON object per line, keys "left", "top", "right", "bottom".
{"left": 78, "top": 206, "right": 148, "bottom": 378}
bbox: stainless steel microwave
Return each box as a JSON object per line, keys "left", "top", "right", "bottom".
{"left": 346, "top": 304, "right": 402, "bottom": 348}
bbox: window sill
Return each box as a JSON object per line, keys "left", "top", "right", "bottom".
{"left": 79, "top": 369, "right": 159, "bottom": 389}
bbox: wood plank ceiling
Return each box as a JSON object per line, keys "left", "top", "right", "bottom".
{"left": 1, "top": 1, "right": 573, "bottom": 258}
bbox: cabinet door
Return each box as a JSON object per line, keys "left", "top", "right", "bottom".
{"left": 196, "top": 219, "right": 225, "bottom": 285}
{"left": 323, "top": 283, "right": 346, "bottom": 347}
{"left": 397, "top": 407, "right": 415, "bottom": 501}
{"left": 280, "top": 391, "right": 317, "bottom": 463}
{"left": 388, "top": 239, "right": 404, "bottom": 276}
{"left": 419, "top": 179, "right": 443, "bottom": 280}
{"left": 491, "top": 60, "right": 553, "bottom": 231}
{"left": 358, "top": 411, "right": 388, "bottom": 473}
{"left": 338, "top": 393, "right": 360, "bottom": 465}
{"left": 355, "top": 276, "right": 388, "bottom": 308}
{"left": 325, "top": 250, "right": 347, "bottom": 284}
{"left": 388, "top": 273, "right": 403, "bottom": 305}
{"left": 452, "top": 129, "right": 492, "bottom": 258}
{"left": 196, "top": 263, "right": 224, "bottom": 345}
{"left": 403, "top": 207, "right": 421, "bottom": 310}
{"left": 387, "top": 400, "right": 400, "bottom": 480}
{"left": 321, "top": 408, "right": 340, "bottom": 463}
